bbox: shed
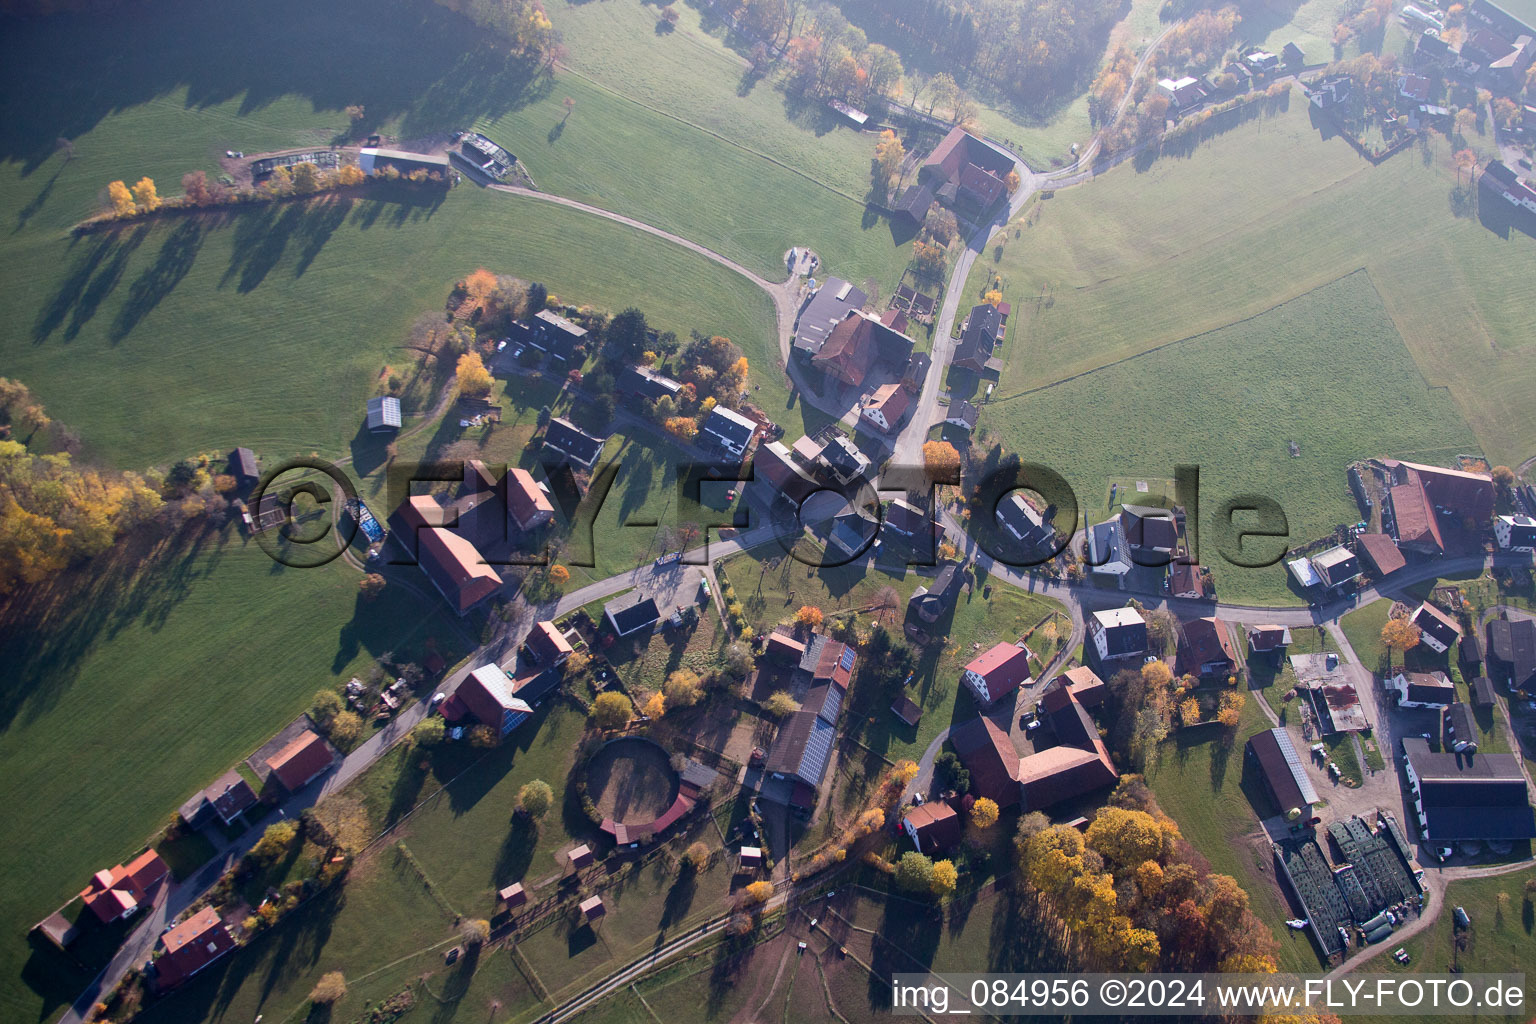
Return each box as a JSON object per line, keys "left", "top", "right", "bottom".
{"left": 738, "top": 846, "right": 763, "bottom": 870}
{"left": 568, "top": 844, "right": 594, "bottom": 869}
{"left": 580, "top": 895, "right": 606, "bottom": 921}
{"left": 499, "top": 883, "right": 527, "bottom": 908}
{"left": 890, "top": 694, "right": 923, "bottom": 727}
{"left": 366, "top": 395, "right": 402, "bottom": 433}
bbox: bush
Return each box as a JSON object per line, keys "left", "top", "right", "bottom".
{"left": 310, "top": 971, "right": 348, "bottom": 1005}
{"left": 765, "top": 691, "right": 799, "bottom": 717}
{"left": 683, "top": 841, "right": 710, "bottom": 873}
{"left": 460, "top": 918, "right": 491, "bottom": 946}
{"left": 411, "top": 716, "right": 446, "bottom": 748}
{"left": 742, "top": 880, "right": 773, "bottom": 906}
{"left": 895, "top": 851, "right": 935, "bottom": 893}
{"left": 591, "top": 692, "right": 634, "bottom": 730}
{"left": 517, "top": 780, "right": 554, "bottom": 820}
{"left": 309, "top": 689, "right": 343, "bottom": 730}
{"left": 328, "top": 710, "right": 364, "bottom": 750}
{"left": 251, "top": 820, "right": 299, "bottom": 863}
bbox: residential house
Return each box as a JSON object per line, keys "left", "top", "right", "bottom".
{"left": 816, "top": 434, "right": 871, "bottom": 484}
{"left": 1357, "top": 532, "right": 1407, "bottom": 577}
{"left": 524, "top": 620, "right": 572, "bottom": 667}
{"left": 1282, "top": 41, "right": 1305, "bottom": 65}
{"left": 1086, "top": 607, "right": 1148, "bottom": 672}
{"left": 751, "top": 440, "right": 818, "bottom": 505}
{"left": 861, "top": 382, "right": 910, "bottom": 434}
{"left": 265, "top": 730, "right": 335, "bottom": 792}
{"left": 620, "top": 366, "right": 682, "bottom": 402}
{"left": 901, "top": 352, "right": 932, "bottom": 394}
{"left": 1402, "top": 737, "right": 1536, "bottom": 841}
{"left": 506, "top": 467, "right": 555, "bottom": 531}
{"left": 151, "top": 907, "right": 236, "bottom": 991}
{"left": 177, "top": 769, "right": 257, "bottom": 830}
{"left": 996, "top": 492, "right": 1053, "bottom": 552}
{"left": 228, "top": 448, "right": 260, "bottom": 490}
{"left": 1247, "top": 625, "right": 1293, "bottom": 655}
{"left": 1308, "top": 76, "right": 1351, "bottom": 110}
{"left": 883, "top": 498, "right": 936, "bottom": 542}
{"left": 1311, "top": 546, "right": 1361, "bottom": 589}
{"left": 1158, "top": 76, "right": 1207, "bottom": 111}
{"left": 604, "top": 591, "right": 662, "bottom": 637}
{"left": 1495, "top": 514, "right": 1536, "bottom": 551}
{"left": 541, "top": 417, "right": 607, "bottom": 470}
{"left": 961, "top": 642, "right": 1034, "bottom": 706}
{"left": 906, "top": 561, "right": 963, "bottom": 625}
{"left": 1398, "top": 73, "right": 1431, "bottom": 101}
{"left": 919, "top": 127, "right": 1015, "bottom": 210}
{"left": 1086, "top": 517, "right": 1133, "bottom": 582}
{"left": 1168, "top": 560, "right": 1205, "bottom": 599}
{"left": 793, "top": 278, "right": 868, "bottom": 357}
{"left": 828, "top": 505, "right": 878, "bottom": 557}
{"left": 1120, "top": 504, "right": 1178, "bottom": 563}
{"left": 1416, "top": 32, "right": 1453, "bottom": 64}
{"left": 392, "top": 494, "right": 503, "bottom": 614}
{"left": 951, "top": 304, "right": 1003, "bottom": 376}
{"left": 1245, "top": 50, "right": 1280, "bottom": 71}
{"left": 80, "top": 850, "right": 169, "bottom": 924}
{"left": 1177, "top": 617, "right": 1237, "bottom": 679}
{"left": 527, "top": 310, "right": 588, "bottom": 364}
{"left": 944, "top": 400, "right": 980, "bottom": 432}
{"left": 1387, "top": 670, "right": 1457, "bottom": 709}
{"left": 1486, "top": 618, "right": 1536, "bottom": 692}
{"left": 366, "top": 395, "right": 402, "bottom": 434}
{"left": 903, "top": 802, "right": 963, "bottom": 853}
{"left": 699, "top": 405, "right": 757, "bottom": 459}
{"left": 444, "top": 664, "right": 533, "bottom": 739}
{"left": 950, "top": 716, "right": 1021, "bottom": 808}
{"left": 1246, "top": 727, "right": 1319, "bottom": 817}
{"left": 811, "top": 310, "right": 914, "bottom": 388}
{"left": 1482, "top": 160, "right": 1536, "bottom": 212}
{"left": 1412, "top": 601, "right": 1463, "bottom": 654}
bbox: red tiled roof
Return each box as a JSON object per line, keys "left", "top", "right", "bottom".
{"left": 1248, "top": 625, "right": 1290, "bottom": 652}
{"left": 864, "top": 383, "right": 910, "bottom": 430}
{"left": 526, "top": 620, "right": 572, "bottom": 664}
{"left": 904, "top": 802, "right": 963, "bottom": 851}
{"left": 83, "top": 885, "right": 137, "bottom": 922}
{"left": 1398, "top": 462, "right": 1494, "bottom": 520}
{"left": 950, "top": 717, "right": 1020, "bottom": 807}
{"left": 964, "top": 643, "right": 1033, "bottom": 698}
{"left": 266, "top": 730, "right": 334, "bottom": 792}
{"left": 1390, "top": 481, "right": 1443, "bottom": 554}
{"left": 506, "top": 468, "right": 554, "bottom": 530}
{"left": 1059, "top": 666, "right": 1106, "bottom": 707}
{"left": 154, "top": 907, "right": 234, "bottom": 988}
{"left": 881, "top": 307, "right": 909, "bottom": 333}
{"left": 400, "top": 495, "right": 502, "bottom": 612}
{"left": 1177, "top": 617, "right": 1237, "bottom": 676}
{"left": 1357, "top": 532, "right": 1407, "bottom": 575}
{"left": 123, "top": 849, "right": 168, "bottom": 893}
{"left": 1169, "top": 560, "right": 1204, "bottom": 597}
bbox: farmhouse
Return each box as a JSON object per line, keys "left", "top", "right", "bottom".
{"left": 1387, "top": 480, "right": 1444, "bottom": 555}
{"left": 442, "top": 664, "right": 533, "bottom": 740}
{"left": 861, "top": 382, "right": 910, "bottom": 434}
{"left": 150, "top": 907, "right": 236, "bottom": 991}
{"left": 1384, "top": 459, "right": 1496, "bottom": 524}
{"left": 699, "top": 405, "right": 757, "bottom": 458}
{"left": 1495, "top": 513, "right": 1536, "bottom": 550}
{"left": 1402, "top": 737, "right": 1536, "bottom": 841}
{"left": 793, "top": 278, "right": 868, "bottom": 356}
{"left": 178, "top": 769, "right": 258, "bottom": 830}
{"left": 1387, "top": 669, "right": 1457, "bottom": 709}
{"left": 764, "top": 636, "right": 854, "bottom": 796}
{"left": 1411, "top": 601, "right": 1463, "bottom": 654}
{"left": 1246, "top": 727, "right": 1319, "bottom": 817}
{"left": 950, "top": 716, "right": 1021, "bottom": 808}
{"left": 951, "top": 304, "right": 1003, "bottom": 376}
{"left": 1176, "top": 617, "right": 1237, "bottom": 679}
{"left": 525, "top": 310, "right": 589, "bottom": 364}
{"left": 524, "top": 620, "right": 572, "bottom": 667}
{"left": 1247, "top": 625, "right": 1293, "bottom": 655}
{"left": 752, "top": 440, "right": 818, "bottom": 505}
{"left": 944, "top": 400, "right": 980, "bottom": 431}
{"left": 505, "top": 467, "right": 555, "bottom": 531}
{"left": 961, "top": 642, "right": 1034, "bottom": 706}
{"left": 392, "top": 494, "right": 503, "bottom": 614}
{"left": 620, "top": 366, "right": 682, "bottom": 402}
{"left": 265, "top": 730, "right": 336, "bottom": 792}
{"left": 1356, "top": 532, "right": 1407, "bottom": 576}
{"left": 541, "top": 417, "right": 607, "bottom": 470}
{"left": 766, "top": 630, "right": 807, "bottom": 664}
{"left": 80, "top": 850, "right": 169, "bottom": 924}
{"left": 811, "top": 310, "right": 915, "bottom": 388}
{"left": 365, "top": 395, "right": 402, "bottom": 434}
{"left": 996, "top": 492, "right": 1053, "bottom": 551}
{"left": 892, "top": 183, "right": 935, "bottom": 228}
{"left": 358, "top": 147, "right": 450, "bottom": 178}
{"left": 1086, "top": 607, "right": 1148, "bottom": 672}
{"left": 903, "top": 802, "right": 963, "bottom": 853}
{"left": 1486, "top": 618, "right": 1536, "bottom": 692}
{"left": 1158, "top": 76, "right": 1207, "bottom": 110}
{"left": 906, "top": 561, "right": 963, "bottom": 626}
{"left": 919, "top": 127, "right": 1015, "bottom": 210}
{"left": 1019, "top": 683, "right": 1119, "bottom": 811}
{"left": 604, "top": 591, "right": 662, "bottom": 638}
{"left": 1311, "top": 546, "right": 1361, "bottom": 589}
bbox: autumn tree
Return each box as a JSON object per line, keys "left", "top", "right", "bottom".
{"left": 765, "top": 690, "right": 798, "bottom": 717}
{"left": 663, "top": 668, "right": 704, "bottom": 708}
{"left": 358, "top": 573, "right": 386, "bottom": 600}
{"left": 983, "top": 289, "right": 1003, "bottom": 307}
{"left": 664, "top": 416, "right": 698, "bottom": 440}
{"left": 517, "top": 779, "right": 554, "bottom": 820}
{"left": 683, "top": 841, "right": 710, "bottom": 872}
{"left": 873, "top": 129, "right": 905, "bottom": 188}
{"left": 922, "top": 440, "right": 961, "bottom": 481}
{"left": 856, "top": 808, "right": 886, "bottom": 835}
{"left": 251, "top": 820, "right": 299, "bottom": 862}
{"left": 455, "top": 351, "right": 494, "bottom": 398}
{"left": 310, "top": 971, "right": 348, "bottom": 1005}
{"left": 893, "top": 759, "right": 920, "bottom": 785}
{"left": 642, "top": 691, "right": 667, "bottom": 719}
{"left": 591, "top": 691, "right": 633, "bottom": 730}
{"left": 411, "top": 716, "right": 446, "bottom": 748}
{"left": 549, "top": 564, "right": 570, "bottom": 584}
{"left": 1492, "top": 465, "right": 1515, "bottom": 487}
{"left": 1004, "top": 169, "right": 1021, "bottom": 194}
{"left": 1141, "top": 659, "right": 1173, "bottom": 690}
{"left": 795, "top": 605, "right": 824, "bottom": 628}
{"left": 107, "top": 180, "right": 134, "bottom": 215}
{"left": 970, "top": 797, "right": 1000, "bottom": 830}
{"left": 742, "top": 880, "right": 774, "bottom": 905}
{"left": 1217, "top": 690, "right": 1245, "bottom": 728}
{"left": 329, "top": 710, "right": 364, "bottom": 749}
{"left": 1179, "top": 697, "right": 1201, "bottom": 725}
{"left": 309, "top": 689, "right": 343, "bottom": 730}
{"left": 131, "top": 176, "right": 159, "bottom": 211}
{"left": 895, "top": 851, "right": 935, "bottom": 893}
{"left": 1086, "top": 808, "right": 1164, "bottom": 868}
{"left": 1380, "top": 618, "right": 1421, "bottom": 669}
{"left": 931, "top": 859, "right": 959, "bottom": 896}
{"left": 460, "top": 918, "right": 491, "bottom": 946}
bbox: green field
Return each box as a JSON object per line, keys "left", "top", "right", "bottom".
{"left": 969, "top": 101, "right": 1536, "bottom": 468}
{"left": 968, "top": 271, "right": 1480, "bottom": 605}
{"left": 0, "top": 525, "right": 474, "bottom": 1023}
{"left": 1382, "top": 867, "right": 1536, "bottom": 980}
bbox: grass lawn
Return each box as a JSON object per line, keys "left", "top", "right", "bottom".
{"left": 967, "top": 98, "right": 1535, "bottom": 507}
{"left": 609, "top": 607, "right": 730, "bottom": 697}
{"left": 1341, "top": 600, "right": 1393, "bottom": 675}
{"left": 0, "top": 524, "right": 473, "bottom": 1024}
{"left": 1382, "top": 867, "right": 1536, "bottom": 979}
{"left": 1145, "top": 696, "right": 1323, "bottom": 973}
{"left": 967, "top": 270, "right": 1480, "bottom": 606}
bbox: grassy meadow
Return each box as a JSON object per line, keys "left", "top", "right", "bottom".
{"left": 968, "top": 271, "right": 1479, "bottom": 605}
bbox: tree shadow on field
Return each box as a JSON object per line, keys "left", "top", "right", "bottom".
{"left": 0, "top": 0, "right": 551, "bottom": 174}
{"left": 110, "top": 217, "right": 207, "bottom": 341}
{"left": 867, "top": 894, "right": 942, "bottom": 1010}
{"left": 31, "top": 224, "right": 150, "bottom": 343}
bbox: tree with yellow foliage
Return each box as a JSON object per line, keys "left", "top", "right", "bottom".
{"left": 107, "top": 180, "right": 135, "bottom": 216}
{"left": 1179, "top": 697, "right": 1201, "bottom": 725}
{"left": 922, "top": 440, "right": 961, "bottom": 481}
{"left": 337, "top": 163, "right": 366, "bottom": 186}
{"left": 795, "top": 605, "right": 824, "bottom": 628}
{"left": 455, "top": 351, "right": 494, "bottom": 398}
{"left": 642, "top": 691, "right": 666, "bottom": 719}
{"left": 856, "top": 808, "right": 885, "bottom": 835}
{"left": 1086, "top": 807, "right": 1164, "bottom": 867}
{"left": 548, "top": 564, "right": 570, "bottom": 584}
{"left": 1141, "top": 659, "right": 1173, "bottom": 690}
{"left": 873, "top": 129, "right": 905, "bottom": 188}
{"left": 742, "top": 880, "right": 773, "bottom": 906}
{"left": 1380, "top": 617, "right": 1421, "bottom": 669}
{"left": 1217, "top": 690, "right": 1245, "bottom": 727}
{"left": 664, "top": 416, "right": 698, "bottom": 440}
{"left": 892, "top": 759, "right": 920, "bottom": 785}
{"left": 663, "top": 668, "right": 704, "bottom": 708}
{"left": 931, "top": 859, "right": 958, "bottom": 896}
{"left": 131, "top": 177, "right": 159, "bottom": 211}
{"left": 970, "top": 797, "right": 1000, "bottom": 830}
{"left": 983, "top": 289, "right": 1003, "bottom": 307}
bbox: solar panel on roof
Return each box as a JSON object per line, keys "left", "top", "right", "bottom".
{"left": 798, "top": 718, "right": 835, "bottom": 784}
{"left": 1272, "top": 729, "right": 1320, "bottom": 804}
{"left": 839, "top": 647, "right": 856, "bottom": 671}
